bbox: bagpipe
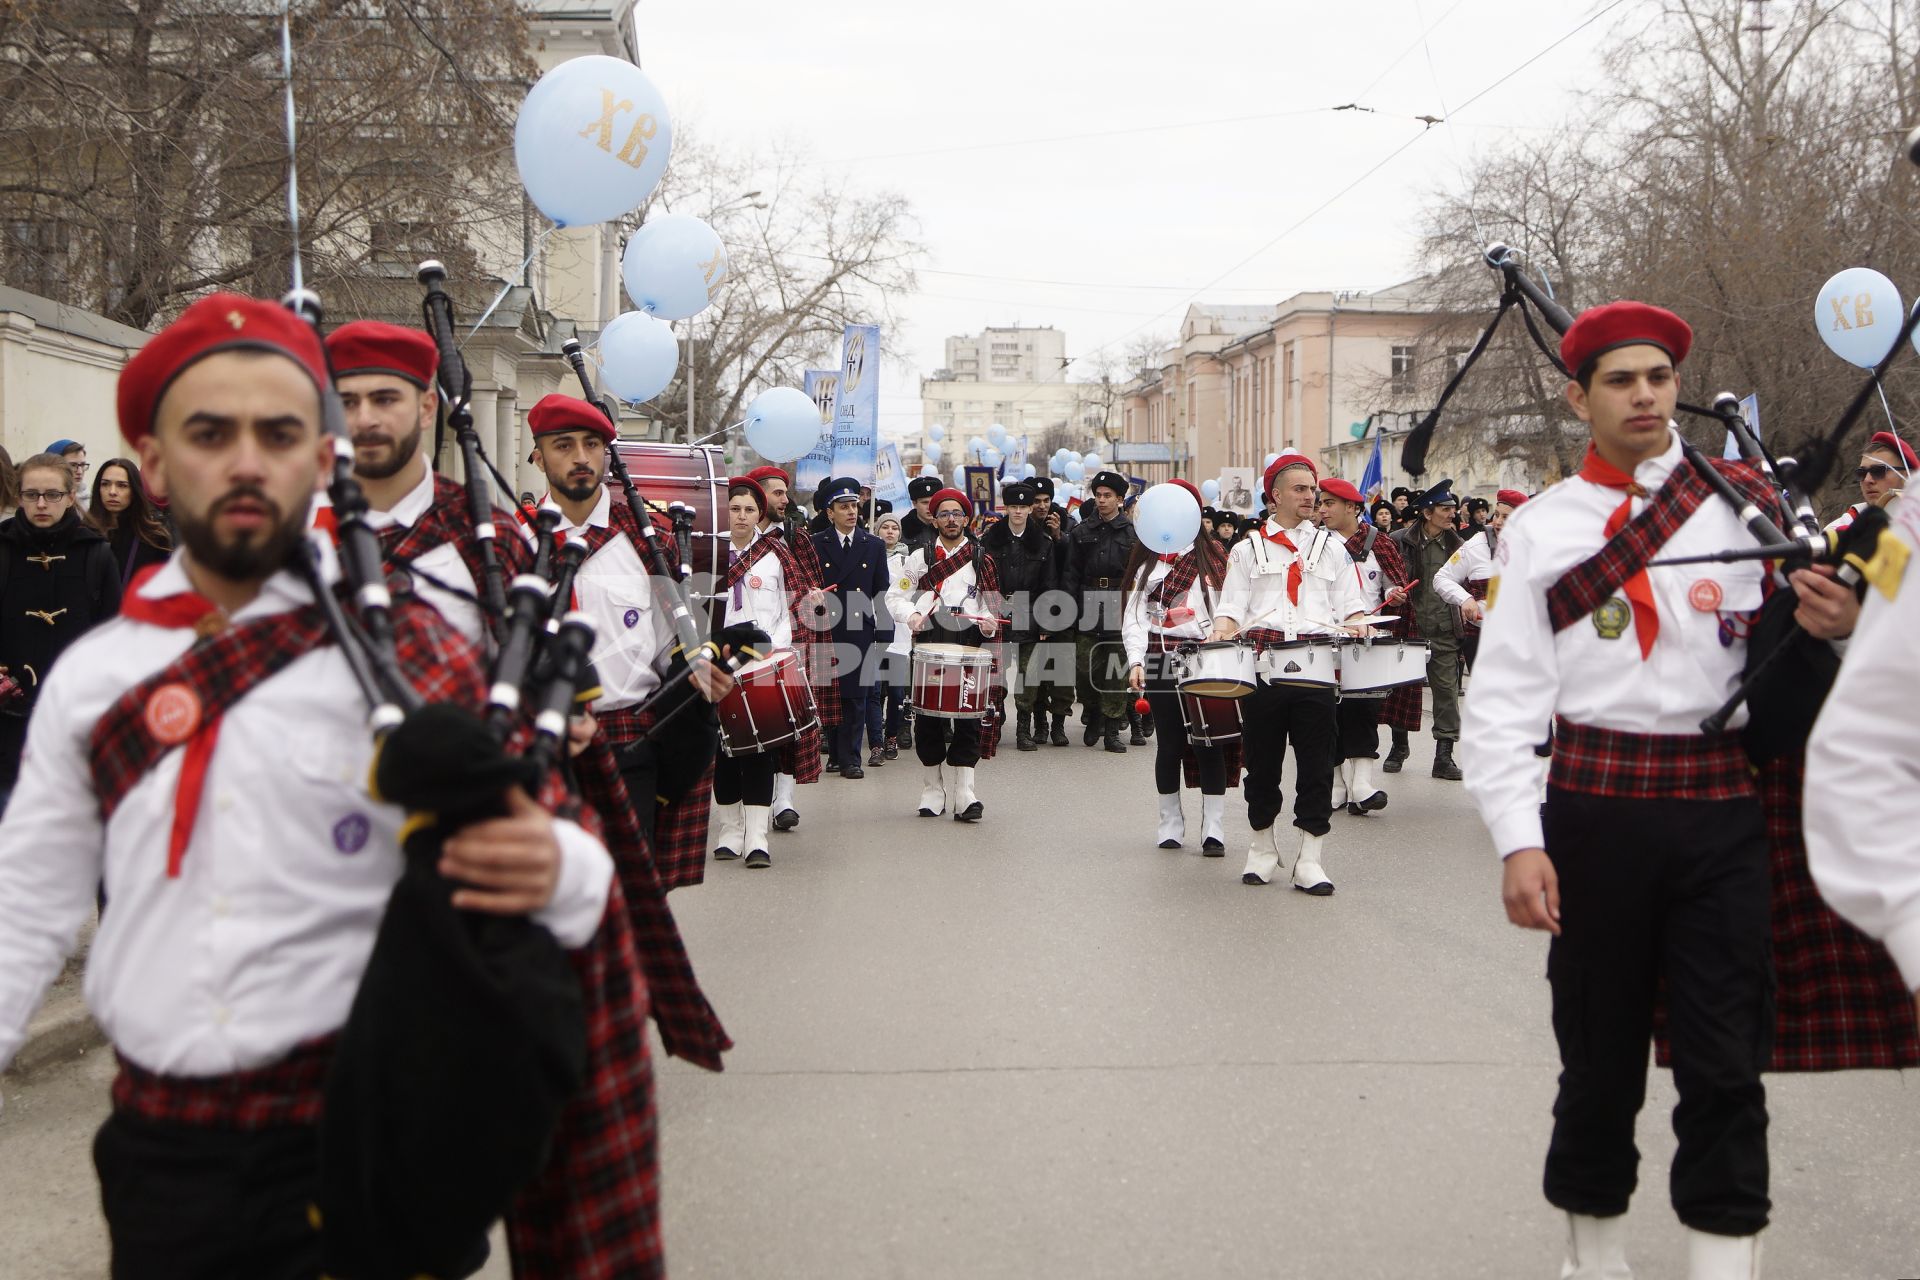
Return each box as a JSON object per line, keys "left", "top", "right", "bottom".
{"left": 1403, "top": 240, "right": 1912, "bottom": 755}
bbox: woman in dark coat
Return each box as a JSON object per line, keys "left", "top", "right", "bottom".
{"left": 90, "top": 457, "right": 172, "bottom": 588}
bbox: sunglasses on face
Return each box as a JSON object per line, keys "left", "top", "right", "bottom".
{"left": 1855, "top": 464, "right": 1903, "bottom": 481}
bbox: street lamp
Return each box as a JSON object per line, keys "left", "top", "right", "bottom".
{"left": 688, "top": 190, "right": 768, "bottom": 443}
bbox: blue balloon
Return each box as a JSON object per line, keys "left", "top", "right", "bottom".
{"left": 929, "top": 424, "right": 945, "bottom": 442}
{"left": 515, "top": 55, "right": 674, "bottom": 227}
{"left": 988, "top": 423, "right": 1009, "bottom": 448}
{"left": 981, "top": 447, "right": 1002, "bottom": 469}
{"left": 1022, "top": 462, "right": 1037, "bottom": 479}
{"left": 744, "top": 386, "right": 824, "bottom": 463}
{"left": 924, "top": 440, "right": 943, "bottom": 464}
{"left": 622, "top": 213, "right": 725, "bottom": 320}
{"left": 1817, "top": 267, "right": 1903, "bottom": 368}
{"left": 598, "top": 311, "right": 678, "bottom": 403}
{"left": 1264, "top": 452, "right": 1281, "bottom": 470}
{"left": 1201, "top": 478, "right": 1221, "bottom": 502}
{"left": 1082, "top": 452, "right": 1101, "bottom": 469}
{"left": 1133, "top": 483, "right": 1202, "bottom": 553}
{"left": 1065, "top": 460, "right": 1085, "bottom": 482}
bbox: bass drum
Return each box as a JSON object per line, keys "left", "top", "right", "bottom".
{"left": 611, "top": 442, "right": 729, "bottom": 580}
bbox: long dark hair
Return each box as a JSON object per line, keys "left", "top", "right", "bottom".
{"left": 0, "top": 445, "right": 17, "bottom": 514}
{"left": 91, "top": 457, "right": 171, "bottom": 550}
{"left": 1120, "top": 534, "right": 1228, "bottom": 613}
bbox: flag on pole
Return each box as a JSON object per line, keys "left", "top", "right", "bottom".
{"left": 1358, "top": 424, "right": 1384, "bottom": 502}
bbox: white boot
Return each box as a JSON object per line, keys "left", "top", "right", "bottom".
{"left": 918, "top": 764, "right": 946, "bottom": 817}
{"left": 1686, "top": 1229, "right": 1760, "bottom": 1280}
{"left": 1560, "top": 1213, "right": 1632, "bottom": 1279}
{"left": 742, "top": 805, "right": 773, "bottom": 868}
{"left": 951, "top": 766, "right": 982, "bottom": 822}
{"left": 1155, "top": 793, "right": 1185, "bottom": 848}
{"left": 712, "top": 802, "right": 745, "bottom": 860}
{"left": 772, "top": 772, "right": 799, "bottom": 830}
{"left": 1291, "top": 831, "right": 1334, "bottom": 896}
{"left": 1200, "top": 794, "right": 1226, "bottom": 854}
{"left": 1331, "top": 760, "right": 1349, "bottom": 808}
{"left": 1241, "top": 826, "right": 1282, "bottom": 885}
{"left": 1352, "top": 756, "right": 1386, "bottom": 812}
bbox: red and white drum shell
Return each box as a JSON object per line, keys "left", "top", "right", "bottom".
{"left": 717, "top": 648, "right": 818, "bottom": 756}
{"left": 1178, "top": 691, "right": 1242, "bottom": 746}
{"left": 611, "top": 441, "right": 728, "bottom": 579}
{"left": 910, "top": 643, "right": 996, "bottom": 719}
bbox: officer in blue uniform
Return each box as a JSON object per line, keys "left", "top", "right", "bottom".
{"left": 812, "top": 476, "right": 893, "bottom": 778}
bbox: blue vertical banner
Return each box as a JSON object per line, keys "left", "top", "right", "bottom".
{"left": 796, "top": 369, "right": 837, "bottom": 493}
{"left": 1359, "top": 425, "right": 1384, "bottom": 501}
{"left": 873, "top": 441, "right": 909, "bottom": 504}
{"left": 835, "top": 323, "right": 880, "bottom": 485}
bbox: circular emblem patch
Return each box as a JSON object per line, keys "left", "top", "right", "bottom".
{"left": 332, "top": 813, "right": 371, "bottom": 855}
{"left": 1688, "top": 578, "right": 1723, "bottom": 612}
{"left": 144, "top": 683, "right": 201, "bottom": 745}
{"left": 748, "top": 575, "right": 763, "bottom": 590}
{"left": 622, "top": 607, "right": 641, "bottom": 629}
{"left": 1592, "top": 596, "right": 1633, "bottom": 641}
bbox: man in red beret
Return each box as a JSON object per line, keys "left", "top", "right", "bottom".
{"left": 1826, "top": 429, "right": 1912, "bottom": 534}
{"left": 885, "top": 487, "right": 1004, "bottom": 821}
{"left": 1316, "top": 475, "right": 1414, "bottom": 816}
{"left": 741, "top": 462, "right": 828, "bottom": 827}
{"left": 1433, "top": 487, "right": 1528, "bottom": 674}
{"left": 323, "top": 319, "right": 527, "bottom": 645}
{"left": 1461, "top": 300, "right": 1865, "bottom": 1277}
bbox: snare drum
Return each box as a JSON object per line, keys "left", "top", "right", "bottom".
{"left": 612, "top": 441, "right": 728, "bottom": 579}
{"left": 717, "top": 649, "right": 818, "bottom": 755}
{"left": 1176, "top": 641, "right": 1256, "bottom": 698}
{"left": 1178, "top": 692, "right": 1242, "bottom": 746}
{"left": 911, "top": 643, "right": 996, "bottom": 719}
{"left": 1255, "top": 638, "right": 1338, "bottom": 688}
{"left": 1337, "top": 639, "right": 1430, "bottom": 698}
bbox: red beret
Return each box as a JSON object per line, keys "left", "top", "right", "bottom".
{"left": 117, "top": 293, "right": 327, "bottom": 446}
{"left": 746, "top": 465, "right": 790, "bottom": 488}
{"left": 727, "top": 476, "right": 768, "bottom": 512}
{"left": 1262, "top": 450, "right": 1317, "bottom": 496}
{"left": 1496, "top": 488, "right": 1530, "bottom": 508}
{"left": 1318, "top": 477, "right": 1364, "bottom": 504}
{"left": 1867, "top": 431, "right": 1918, "bottom": 470}
{"left": 928, "top": 487, "right": 973, "bottom": 519}
{"left": 1169, "top": 478, "right": 1203, "bottom": 506}
{"left": 528, "top": 393, "right": 615, "bottom": 444}
{"left": 1560, "top": 301, "right": 1692, "bottom": 376}
{"left": 325, "top": 320, "right": 437, "bottom": 389}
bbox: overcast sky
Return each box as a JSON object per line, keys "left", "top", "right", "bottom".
{"left": 634, "top": 0, "right": 1637, "bottom": 439}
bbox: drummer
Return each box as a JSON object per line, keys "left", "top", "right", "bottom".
{"left": 709, "top": 476, "right": 825, "bottom": 868}
{"left": 1433, "top": 488, "right": 1527, "bottom": 673}
{"left": 1209, "top": 453, "right": 1369, "bottom": 892}
{"left": 885, "top": 487, "right": 1004, "bottom": 823}
{"left": 1123, "top": 479, "right": 1232, "bottom": 854}
{"left": 747, "top": 463, "right": 826, "bottom": 832}
{"left": 1316, "top": 476, "right": 1414, "bottom": 817}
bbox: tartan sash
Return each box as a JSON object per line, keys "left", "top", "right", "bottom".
{"left": 1544, "top": 464, "right": 1717, "bottom": 638}
{"left": 377, "top": 473, "right": 517, "bottom": 601}
{"left": 1149, "top": 540, "right": 1225, "bottom": 612}
{"left": 717, "top": 535, "right": 776, "bottom": 596}
{"left": 918, "top": 539, "right": 980, "bottom": 593}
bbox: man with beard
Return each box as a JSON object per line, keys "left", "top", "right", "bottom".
{"left": 0, "top": 452, "right": 121, "bottom": 808}
{"left": 0, "top": 294, "right": 653, "bottom": 1276}
{"left": 1316, "top": 477, "right": 1413, "bottom": 816}
{"left": 745, "top": 463, "right": 826, "bottom": 829}
{"left": 531, "top": 393, "right": 730, "bottom": 889}
{"left": 325, "top": 320, "right": 526, "bottom": 644}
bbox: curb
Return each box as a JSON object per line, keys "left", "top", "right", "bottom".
{"left": 6, "top": 993, "right": 104, "bottom": 1082}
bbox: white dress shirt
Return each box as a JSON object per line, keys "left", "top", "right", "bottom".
{"left": 363, "top": 466, "right": 483, "bottom": 645}
{"left": 1805, "top": 498, "right": 1920, "bottom": 989}
{"left": 883, "top": 545, "right": 913, "bottom": 657}
{"left": 1433, "top": 529, "right": 1497, "bottom": 609}
{"left": 1121, "top": 543, "right": 1217, "bottom": 670}
{"left": 1460, "top": 431, "right": 1771, "bottom": 859}
{"left": 1214, "top": 517, "right": 1365, "bottom": 637}
{"left": 546, "top": 485, "right": 677, "bottom": 714}
{"left": 721, "top": 535, "right": 792, "bottom": 650}
{"left": 0, "top": 540, "right": 614, "bottom": 1076}
{"left": 886, "top": 540, "right": 986, "bottom": 631}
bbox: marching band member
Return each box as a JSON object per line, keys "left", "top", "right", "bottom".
{"left": 1209, "top": 453, "right": 1368, "bottom": 893}
{"left": 886, "top": 487, "right": 1003, "bottom": 822}
{"left": 747, "top": 463, "right": 824, "bottom": 831}
{"left": 1460, "top": 302, "right": 1857, "bottom": 1279}
{"left": 1434, "top": 487, "right": 1527, "bottom": 674}
{"left": 1316, "top": 477, "right": 1413, "bottom": 816}
{"left": 1123, "top": 479, "right": 1231, "bottom": 853}
{"left": 1825, "top": 430, "right": 1911, "bottom": 532}
{"left": 531, "top": 393, "right": 725, "bottom": 891}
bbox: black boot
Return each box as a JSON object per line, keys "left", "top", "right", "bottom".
{"left": 1083, "top": 713, "right": 1102, "bottom": 747}
{"left": 1432, "top": 739, "right": 1463, "bottom": 781}
{"left": 1383, "top": 729, "right": 1409, "bottom": 774}
{"left": 1104, "top": 718, "right": 1129, "bottom": 753}
{"left": 1049, "top": 711, "right": 1069, "bottom": 746}
{"left": 1128, "top": 709, "right": 1146, "bottom": 747}
{"left": 1141, "top": 709, "right": 1156, "bottom": 740}
{"left": 899, "top": 712, "right": 914, "bottom": 751}
{"left": 1016, "top": 710, "right": 1037, "bottom": 752}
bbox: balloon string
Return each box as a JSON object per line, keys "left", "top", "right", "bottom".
{"left": 278, "top": 2, "right": 304, "bottom": 296}
{"left": 1875, "top": 381, "right": 1898, "bottom": 433}
{"left": 459, "top": 226, "right": 558, "bottom": 349}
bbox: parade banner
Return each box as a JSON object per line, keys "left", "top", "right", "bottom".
{"left": 796, "top": 369, "right": 837, "bottom": 493}
{"left": 964, "top": 464, "right": 997, "bottom": 513}
{"left": 873, "top": 440, "right": 909, "bottom": 505}
{"left": 1008, "top": 434, "right": 1029, "bottom": 476}
{"left": 834, "top": 323, "right": 880, "bottom": 485}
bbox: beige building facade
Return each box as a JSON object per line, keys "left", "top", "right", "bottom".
{"left": 918, "top": 325, "right": 1086, "bottom": 444}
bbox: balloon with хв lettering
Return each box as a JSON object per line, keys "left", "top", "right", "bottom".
{"left": 1814, "top": 267, "right": 1902, "bottom": 368}
{"left": 515, "top": 55, "right": 673, "bottom": 227}
{"left": 622, "top": 213, "right": 726, "bottom": 321}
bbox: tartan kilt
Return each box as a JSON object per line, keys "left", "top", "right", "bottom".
{"left": 1381, "top": 684, "right": 1423, "bottom": 733}
{"left": 507, "top": 884, "right": 665, "bottom": 1279}
{"left": 596, "top": 705, "right": 714, "bottom": 893}
{"left": 1653, "top": 753, "right": 1920, "bottom": 1072}
{"left": 1180, "top": 738, "right": 1243, "bottom": 790}
{"left": 111, "top": 1038, "right": 332, "bottom": 1130}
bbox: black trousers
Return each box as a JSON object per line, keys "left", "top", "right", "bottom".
{"left": 95, "top": 1111, "right": 327, "bottom": 1280}
{"left": 1143, "top": 677, "right": 1225, "bottom": 795}
{"left": 712, "top": 748, "right": 776, "bottom": 806}
{"left": 914, "top": 715, "right": 981, "bottom": 767}
{"left": 1333, "top": 695, "right": 1381, "bottom": 761}
{"left": 1239, "top": 679, "right": 1336, "bottom": 835}
{"left": 835, "top": 666, "right": 872, "bottom": 762}
{"left": 1541, "top": 788, "right": 1773, "bottom": 1235}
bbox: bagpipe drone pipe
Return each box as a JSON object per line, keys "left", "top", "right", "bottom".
{"left": 1402, "top": 241, "right": 1914, "bottom": 758}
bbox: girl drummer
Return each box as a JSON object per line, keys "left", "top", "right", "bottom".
{"left": 1122, "top": 479, "right": 1232, "bottom": 854}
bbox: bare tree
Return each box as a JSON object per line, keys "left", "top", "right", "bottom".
{"left": 0, "top": 0, "right": 533, "bottom": 328}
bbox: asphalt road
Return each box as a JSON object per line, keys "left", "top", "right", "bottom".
{"left": 3, "top": 725, "right": 1916, "bottom": 1278}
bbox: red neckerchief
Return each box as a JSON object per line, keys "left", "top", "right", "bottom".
{"left": 918, "top": 538, "right": 977, "bottom": 593}
{"left": 1260, "top": 522, "right": 1306, "bottom": 605}
{"left": 1578, "top": 446, "right": 1659, "bottom": 659}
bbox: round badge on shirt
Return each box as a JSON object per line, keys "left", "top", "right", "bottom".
{"left": 1688, "top": 579, "right": 1723, "bottom": 612}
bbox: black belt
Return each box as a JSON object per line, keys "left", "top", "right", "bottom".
{"left": 1091, "top": 577, "right": 1115, "bottom": 588}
